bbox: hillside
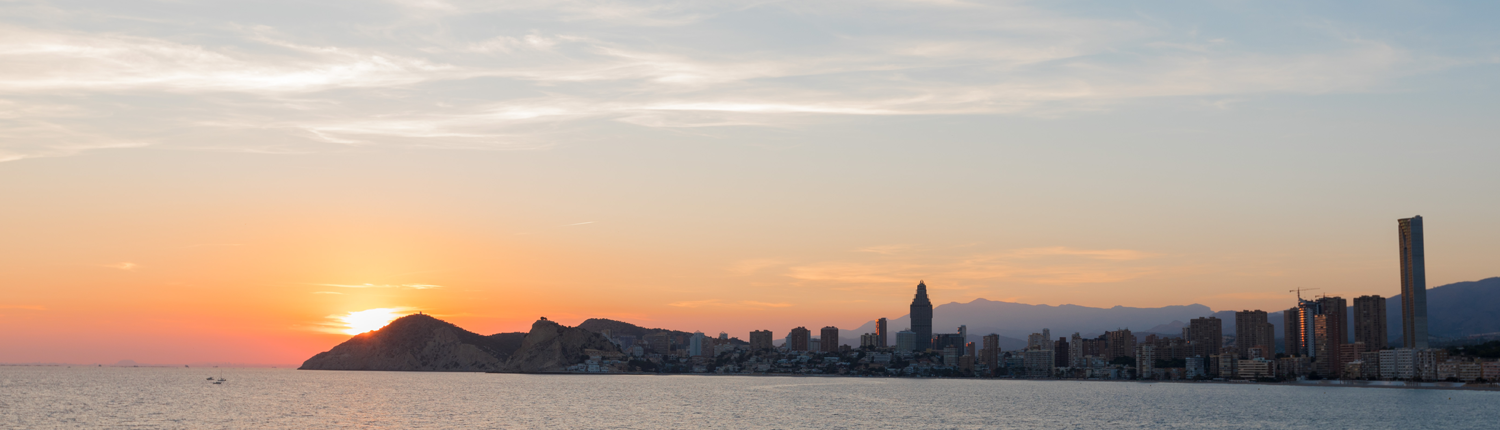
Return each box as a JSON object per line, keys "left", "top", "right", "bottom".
{"left": 299, "top": 314, "right": 521, "bottom": 371}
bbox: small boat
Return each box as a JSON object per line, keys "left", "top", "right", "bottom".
{"left": 207, "top": 377, "right": 214, "bottom": 380}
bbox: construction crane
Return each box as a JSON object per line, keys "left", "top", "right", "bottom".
{"left": 1289, "top": 287, "right": 1321, "bottom": 301}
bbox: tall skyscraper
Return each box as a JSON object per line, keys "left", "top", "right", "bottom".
{"left": 910, "top": 281, "right": 933, "bottom": 351}
{"left": 1235, "top": 310, "right": 1275, "bottom": 359}
{"left": 1284, "top": 306, "right": 1305, "bottom": 356}
{"left": 788, "top": 327, "right": 811, "bottom": 351}
{"left": 1398, "top": 216, "right": 1428, "bottom": 349}
{"left": 820, "top": 326, "right": 840, "bottom": 352}
{"left": 1353, "top": 295, "right": 1387, "bottom": 352}
{"left": 1187, "top": 317, "right": 1223, "bottom": 357}
{"left": 876, "top": 317, "right": 889, "bottom": 348}
{"left": 1313, "top": 296, "right": 1348, "bottom": 377}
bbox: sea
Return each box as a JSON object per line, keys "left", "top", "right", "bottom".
{"left": 2, "top": 367, "right": 1497, "bottom": 429}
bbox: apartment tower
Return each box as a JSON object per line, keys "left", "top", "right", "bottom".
{"left": 1398, "top": 216, "right": 1428, "bottom": 349}
{"left": 1352, "top": 295, "right": 1387, "bottom": 352}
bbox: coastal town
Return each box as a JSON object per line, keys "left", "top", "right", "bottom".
{"left": 572, "top": 217, "right": 1500, "bottom": 385}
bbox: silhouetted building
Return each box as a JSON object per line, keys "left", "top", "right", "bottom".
{"left": 1398, "top": 215, "right": 1428, "bottom": 349}
{"left": 933, "top": 333, "right": 965, "bottom": 351}
{"left": 1313, "top": 296, "right": 1348, "bottom": 377}
{"left": 1054, "top": 337, "right": 1070, "bottom": 368}
{"left": 981, "top": 334, "right": 1000, "bottom": 371}
{"left": 1106, "top": 329, "right": 1135, "bottom": 360}
{"left": 750, "top": 330, "right": 773, "bottom": 351}
{"left": 820, "top": 326, "right": 840, "bottom": 353}
{"left": 1353, "top": 295, "right": 1387, "bottom": 352}
{"left": 1235, "top": 310, "right": 1276, "bottom": 359}
{"left": 788, "top": 327, "right": 811, "bottom": 352}
{"left": 1186, "top": 317, "right": 1222, "bottom": 357}
{"left": 910, "top": 281, "right": 933, "bottom": 351}
{"left": 876, "top": 317, "right": 889, "bottom": 348}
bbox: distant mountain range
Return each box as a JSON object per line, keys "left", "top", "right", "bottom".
{"left": 839, "top": 277, "right": 1500, "bottom": 349}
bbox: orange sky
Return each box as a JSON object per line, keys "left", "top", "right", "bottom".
{"left": 3, "top": 147, "right": 1495, "bottom": 366}
{"left": 3, "top": 0, "right": 1500, "bottom": 366}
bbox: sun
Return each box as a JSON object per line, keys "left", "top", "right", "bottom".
{"left": 339, "top": 308, "right": 407, "bottom": 335}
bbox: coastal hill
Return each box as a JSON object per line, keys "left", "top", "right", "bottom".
{"left": 578, "top": 318, "right": 748, "bottom": 345}
{"left": 299, "top": 315, "right": 617, "bottom": 372}
{"left": 505, "top": 318, "right": 621, "bottom": 373}
{"left": 299, "top": 314, "right": 523, "bottom": 371}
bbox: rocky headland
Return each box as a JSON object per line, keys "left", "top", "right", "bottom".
{"left": 298, "top": 314, "right": 619, "bottom": 373}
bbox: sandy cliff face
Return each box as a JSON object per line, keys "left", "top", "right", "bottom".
{"left": 503, "top": 318, "right": 621, "bottom": 373}
{"left": 299, "top": 314, "right": 514, "bottom": 371}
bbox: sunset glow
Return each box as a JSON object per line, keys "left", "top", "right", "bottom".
{"left": 0, "top": 0, "right": 1496, "bottom": 370}
{"left": 338, "top": 308, "right": 407, "bottom": 335}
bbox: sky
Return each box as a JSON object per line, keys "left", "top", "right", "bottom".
{"left": 1, "top": 0, "right": 1498, "bottom": 366}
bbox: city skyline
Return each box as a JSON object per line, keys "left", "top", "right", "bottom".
{"left": 3, "top": 1, "right": 1499, "bottom": 367}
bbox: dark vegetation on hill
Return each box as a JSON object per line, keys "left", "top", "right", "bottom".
{"left": 300, "top": 315, "right": 619, "bottom": 372}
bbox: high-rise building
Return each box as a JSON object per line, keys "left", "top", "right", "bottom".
{"left": 1353, "top": 295, "right": 1387, "bottom": 352}
{"left": 1106, "top": 329, "right": 1136, "bottom": 360}
{"left": 860, "top": 333, "right": 880, "bottom": 348}
{"left": 689, "top": 332, "right": 707, "bottom": 357}
{"left": 966, "top": 342, "right": 976, "bottom": 358}
{"left": 1398, "top": 216, "right": 1428, "bottom": 350}
{"left": 910, "top": 281, "right": 934, "bottom": 351}
{"left": 1186, "top": 317, "right": 1223, "bottom": 357}
{"left": 876, "top": 317, "right": 889, "bottom": 348}
{"left": 1054, "top": 337, "right": 1070, "bottom": 368}
{"left": 820, "top": 326, "right": 840, "bottom": 353}
{"left": 1235, "top": 310, "right": 1276, "bottom": 359}
{"left": 1137, "top": 344, "right": 1157, "bottom": 379}
{"left": 981, "top": 334, "right": 1001, "bottom": 371}
{"left": 750, "top": 330, "right": 773, "bottom": 351}
{"left": 1313, "top": 296, "right": 1348, "bottom": 377}
{"left": 1284, "top": 306, "right": 1305, "bottom": 356}
{"left": 1069, "top": 333, "right": 1086, "bottom": 368}
{"left": 788, "top": 327, "right": 811, "bottom": 351}
{"left": 896, "top": 330, "right": 917, "bottom": 352}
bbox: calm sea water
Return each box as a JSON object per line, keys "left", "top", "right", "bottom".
{"left": 2, "top": 367, "right": 1497, "bottom": 429}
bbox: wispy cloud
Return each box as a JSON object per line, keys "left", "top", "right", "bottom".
{"left": 312, "top": 291, "right": 344, "bottom": 295}
{"left": 103, "top": 262, "right": 137, "bottom": 270}
{"left": 0, "top": 305, "right": 46, "bottom": 311}
{"left": 0, "top": 1, "right": 1473, "bottom": 161}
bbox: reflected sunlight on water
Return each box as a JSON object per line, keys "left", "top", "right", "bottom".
{"left": 2, "top": 367, "right": 1497, "bottom": 429}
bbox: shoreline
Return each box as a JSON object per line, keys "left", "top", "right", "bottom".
{"left": 479, "top": 371, "right": 1500, "bottom": 391}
